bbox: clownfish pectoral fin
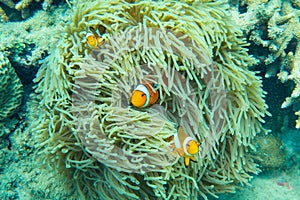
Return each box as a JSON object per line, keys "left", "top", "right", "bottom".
{"left": 184, "top": 156, "right": 197, "bottom": 166}
{"left": 97, "top": 37, "right": 105, "bottom": 46}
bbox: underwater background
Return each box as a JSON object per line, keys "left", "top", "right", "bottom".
{"left": 0, "top": 0, "right": 299, "bottom": 199}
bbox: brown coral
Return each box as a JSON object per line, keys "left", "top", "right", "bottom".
{"left": 0, "top": 51, "right": 23, "bottom": 121}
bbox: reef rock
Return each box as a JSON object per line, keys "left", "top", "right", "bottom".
{"left": 0, "top": 51, "right": 23, "bottom": 121}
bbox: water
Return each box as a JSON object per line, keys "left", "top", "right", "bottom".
{"left": 0, "top": 1, "right": 299, "bottom": 199}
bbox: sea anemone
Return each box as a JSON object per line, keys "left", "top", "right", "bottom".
{"left": 32, "top": 0, "right": 269, "bottom": 199}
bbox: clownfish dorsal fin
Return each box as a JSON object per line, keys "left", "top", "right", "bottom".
{"left": 89, "top": 27, "right": 97, "bottom": 34}
{"left": 178, "top": 127, "right": 184, "bottom": 136}
{"left": 98, "top": 24, "right": 106, "bottom": 35}
{"left": 89, "top": 26, "right": 103, "bottom": 41}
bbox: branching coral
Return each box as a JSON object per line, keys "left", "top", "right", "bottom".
{"left": 31, "top": 0, "right": 269, "bottom": 199}
{"left": 231, "top": 0, "right": 300, "bottom": 128}
{"left": 283, "top": 42, "right": 300, "bottom": 128}
{"left": 0, "top": 0, "right": 63, "bottom": 21}
{"left": 0, "top": 0, "right": 13, "bottom": 22}
{"left": 15, "top": 0, "right": 54, "bottom": 11}
{"left": 231, "top": 0, "right": 297, "bottom": 67}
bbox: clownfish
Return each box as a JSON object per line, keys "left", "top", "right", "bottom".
{"left": 86, "top": 26, "right": 105, "bottom": 48}
{"left": 131, "top": 81, "right": 159, "bottom": 108}
{"left": 170, "top": 127, "right": 200, "bottom": 166}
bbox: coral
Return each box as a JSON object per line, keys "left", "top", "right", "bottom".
{"left": 251, "top": 134, "right": 286, "bottom": 169}
{"left": 232, "top": 0, "right": 300, "bottom": 128}
{"left": 0, "top": 51, "right": 23, "bottom": 124}
{"left": 0, "top": 0, "right": 63, "bottom": 21}
{"left": 0, "top": 6, "right": 67, "bottom": 84}
{"left": 31, "top": 0, "right": 269, "bottom": 199}
{"left": 231, "top": 0, "right": 299, "bottom": 69}
{"left": 0, "top": 0, "right": 14, "bottom": 22}
{"left": 0, "top": 4, "right": 64, "bottom": 138}
{"left": 0, "top": 118, "right": 19, "bottom": 138}
{"left": 15, "top": 0, "right": 54, "bottom": 11}
{"left": 281, "top": 43, "right": 300, "bottom": 128}
{"left": 0, "top": 101, "right": 75, "bottom": 199}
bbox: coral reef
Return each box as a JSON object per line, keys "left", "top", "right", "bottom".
{"left": 15, "top": 0, "right": 54, "bottom": 11}
{"left": 0, "top": 100, "right": 75, "bottom": 199}
{"left": 31, "top": 0, "right": 269, "bottom": 199}
{"left": 0, "top": 7, "right": 80, "bottom": 199}
{"left": 282, "top": 44, "right": 300, "bottom": 128}
{"left": 0, "top": 0, "right": 64, "bottom": 22}
{"left": 0, "top": 6, "right": 68, "bottom": 84}
{"left": 0, "top": 51, "right": 23, "bottom": 127}
{"left": 0, "top": 51, "right": 23, "bottom": 138}
{"left": 251, "top": 134, "right": 286, "bottom": 169}
{"left": 0, "top": 0, "right": 14, "bottom": 22}
{"left": 230, "top": 0, "right": 300, "bottom": 128}
{"left": 0, "top": 3, "right": 66, "bottom": 139}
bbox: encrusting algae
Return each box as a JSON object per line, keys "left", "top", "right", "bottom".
{"left": 30, "top": 0, "right": 269, "bottom": 199}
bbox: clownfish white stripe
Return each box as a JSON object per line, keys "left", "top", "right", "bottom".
{"left": 86, "top": 32, "right": 95, "bottom": 38}
{"left": 174, "top": 131, "right": 181, "bottom": 149}
{"left": 182, "top": 137, "right": 194, "bottom": 156}
{"left": 134, "top": 84, "right": 150, "bottom": 107}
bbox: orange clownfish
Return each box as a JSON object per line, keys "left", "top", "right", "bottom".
{"left": 86, "top": 26, "right": 105, "bottom": 48}
{"left": 131, "top": 81, "right": 159, "bottom": 108}
{"left": 171, "top": 127, "right": 200, "bottom": 166}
